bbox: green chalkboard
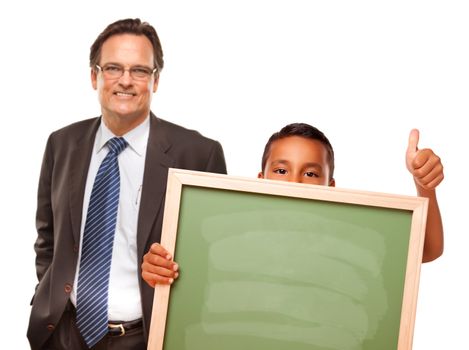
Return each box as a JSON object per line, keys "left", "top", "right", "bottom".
{"left": 148, "top": 169, "right": 428, "bottom": 350}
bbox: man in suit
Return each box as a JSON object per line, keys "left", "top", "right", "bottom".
{"left": 28, "top": 18, "right": 226, "bottom": 350}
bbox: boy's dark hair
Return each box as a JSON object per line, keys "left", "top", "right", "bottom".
{"left": 89, "top": 18, "right": 164, "bottom": 77}
{"left": 261, "top": 123, "right": 335, "bottom": 179}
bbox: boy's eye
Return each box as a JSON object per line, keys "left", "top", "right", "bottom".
{"left": 304, "top": 171, "right": 318, "bottom": 178}
{"left": 273, "top": 169, "right": 287, "bottom": 175}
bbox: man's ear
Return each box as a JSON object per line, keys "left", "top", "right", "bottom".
{"left": 91, "top": 68, "right": 98, "bottom": 90}
{"left": 258, "top": 172, "right": 264, "bottom": 179}
{"left": 328, "top": 178, "right": 336, "bottom": 187}
{"left": 152, "top": 76, "right": 159, "bottom": 93}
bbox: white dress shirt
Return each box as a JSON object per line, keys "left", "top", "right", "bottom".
{"left": 71, "top": 116, "right": 149, "bottom": 321}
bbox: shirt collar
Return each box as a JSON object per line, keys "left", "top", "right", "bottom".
{"left": 96, "top": 116, "right": 150, "bottom": 157}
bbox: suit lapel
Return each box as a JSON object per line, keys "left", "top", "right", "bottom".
{"left": 69, "top": 118, "right": 100, "bottom": 246}
{"left": 137, "top": 114, "right": 174, "bottom": 259}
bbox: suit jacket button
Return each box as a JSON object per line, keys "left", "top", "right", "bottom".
{"left": 47, "top": 324, "right": 55, "bottom": 331}
{"left": 73, "top": 245, "right": 79, "bottom": 253}
{"left": 64, "top": 284, "right": 72, "bottom": 293}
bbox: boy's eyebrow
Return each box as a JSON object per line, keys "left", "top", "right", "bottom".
{"left": 270, "top": 159, "right": 291, "bottom": 166}
{"left": 302, "top": 162, "right": 323, "bottom": 170}
{"left": 270, "top": 160, "right": 323, "bottom": 170}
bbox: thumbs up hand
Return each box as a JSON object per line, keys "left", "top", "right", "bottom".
{"left": 406, "top": 129, "right": 444, "bottom": 191}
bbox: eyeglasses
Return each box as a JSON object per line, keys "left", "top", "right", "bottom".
{"left": 95, "top": 64, "right": 157, "bottom": 80}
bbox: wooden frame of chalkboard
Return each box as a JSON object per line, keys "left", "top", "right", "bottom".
{"left": 148, "top": 168, "right": 428, "bottom": 350}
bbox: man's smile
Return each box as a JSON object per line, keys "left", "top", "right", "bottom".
{"left": 114, "top": 91, "right": 137, "bottom": 97}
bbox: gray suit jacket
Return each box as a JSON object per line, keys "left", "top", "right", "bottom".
{"left": 27, "top": 113, "right": 227, "bottom": 349}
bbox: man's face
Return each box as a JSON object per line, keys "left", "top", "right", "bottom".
{"left": 259, "top": 136, "right": 335, "bottom": 186}
{"left": 91, "top": 33, "right": 158, "bottom": 124}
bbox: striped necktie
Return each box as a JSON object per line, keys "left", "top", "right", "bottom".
{"left": 76, "top": 137, "right": 128, "bottom": 347}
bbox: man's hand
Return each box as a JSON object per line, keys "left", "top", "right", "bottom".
{"left": 406, "top": 129, "right": 444, "bottom": 191}
{"left": 141, "top": 243, "right": 179, "bottom": 288}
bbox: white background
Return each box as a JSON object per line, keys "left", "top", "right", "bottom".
{"left": 1, "top": 1, "right": 467, "bottom": 348}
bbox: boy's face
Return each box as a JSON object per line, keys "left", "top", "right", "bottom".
{"left": 259, "top": 136, "right": 335, "bottom": 186}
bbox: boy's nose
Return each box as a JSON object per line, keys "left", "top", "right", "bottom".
{"left": 287, "top": 173, "right": 303, "bottom": 184}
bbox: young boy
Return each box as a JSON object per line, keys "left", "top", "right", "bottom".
{"left": 142, "top": 123, "right": 444, "bottom": 287}
{"left": 257, "top": 123, "right": 444, "bottom": 263}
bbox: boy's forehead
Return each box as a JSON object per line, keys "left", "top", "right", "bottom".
{"left": 269, "top": 136, "right": 328, "bottom": 156}
{"left": 266, "top": 136, "right": 330, "bottom": 168}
